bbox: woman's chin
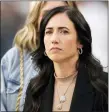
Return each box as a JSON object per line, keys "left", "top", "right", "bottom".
{"left": 49, "top": 55, "right": 62, "bottom": 63}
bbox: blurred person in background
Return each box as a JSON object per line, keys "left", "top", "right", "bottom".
{"left": 1, "top": 1, "right": 78, "bottom": 111}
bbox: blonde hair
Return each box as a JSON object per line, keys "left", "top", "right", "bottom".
{"left": 14, "top": 1, "right": 77, "bottom": 51}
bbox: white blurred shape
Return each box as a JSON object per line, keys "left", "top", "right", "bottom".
{"left": 77, "top": 2, "right": 108, "bottom": 71}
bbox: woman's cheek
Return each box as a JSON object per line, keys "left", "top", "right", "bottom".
{"left": 44, "top": 38, "right": 48, "bottom": 50}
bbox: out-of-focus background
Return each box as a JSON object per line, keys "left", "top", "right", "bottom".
{"left": 1, "top": 2, "right": 30, "bottom": 59}
{"left": 1, "top": 1, "right": 108, "bottom": 71}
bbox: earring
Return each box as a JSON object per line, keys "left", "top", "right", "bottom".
{"left": 78, "top": 48, "right": 83, "bottom": 55}
{"left": 44, "top": 51, "right": 47, "bottom": 56}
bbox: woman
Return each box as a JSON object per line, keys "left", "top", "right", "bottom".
{"left": 23, "top": 6, "right": 108, "bottom": 112}
{"left": 1, "top": 1, "right": 78, "bottom": 111}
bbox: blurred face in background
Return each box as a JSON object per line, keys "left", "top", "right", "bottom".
{"left": 44, "top": 13, "right": 82, "bottom": 63}
{"left": 38, "top": 1, "right": 67, "bottom": 29}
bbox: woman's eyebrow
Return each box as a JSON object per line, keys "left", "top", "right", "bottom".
{"left": 58, "top": 27, "right": 69, "bottom": 30}
{"left": 45, "top": 27, "right": 53, "bottom": 30}
{"left": 45, "top": 27, "right": 69, "bottom": 30}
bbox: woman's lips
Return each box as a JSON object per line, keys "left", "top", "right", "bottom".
{"left": 50, "top": 47, "right": 62, "bottom": 52}
{"left": 50, "top": 47, "right": 62, "bottom": 51}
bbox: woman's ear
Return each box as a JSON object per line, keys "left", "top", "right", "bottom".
{"left": 77, "top": 43, "right": 83, "bottom": 49}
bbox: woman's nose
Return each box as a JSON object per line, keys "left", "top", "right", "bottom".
{"left": 52, "top": 40, "right": 58, "bottom": 44}
{"left": 51, "top": 32, "right": 60, "bottom": 44}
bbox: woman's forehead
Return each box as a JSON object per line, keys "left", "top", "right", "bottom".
{"left": 45, "top": 13, "right": 75, "bottom": 30}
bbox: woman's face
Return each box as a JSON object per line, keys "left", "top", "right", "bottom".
{"left": 38, "top": 1, "right": 67, "bottom": 29}
{"left": 44, "top": 13, "right": 82, "bottom": 63}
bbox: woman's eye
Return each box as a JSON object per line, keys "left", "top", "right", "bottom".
{"left": 45, "top": 31, "right": 52, "bottom": 35}
{"left": 60, "top": 30, "right": 69, "bottom": 34}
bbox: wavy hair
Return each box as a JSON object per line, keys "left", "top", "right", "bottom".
{"left": 14, "top": 1, "right": 78, "bottom": 51}
{"left": 24, "top": 6, "right": 108, "bottom": 112}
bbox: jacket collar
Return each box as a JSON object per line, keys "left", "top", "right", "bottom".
{"left": 40, "top": 64, "right": 94, "bottom": 112}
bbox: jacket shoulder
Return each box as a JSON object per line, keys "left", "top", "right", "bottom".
{"left": 1, "top": 47, "right": 20, "bottom": 62}
{"left": 1, "top": 46, "right": 31, "bottom": 67}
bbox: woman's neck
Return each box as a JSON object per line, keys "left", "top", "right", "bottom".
{"left": 53, "top": 56, "right": 78, "bottom": 78}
